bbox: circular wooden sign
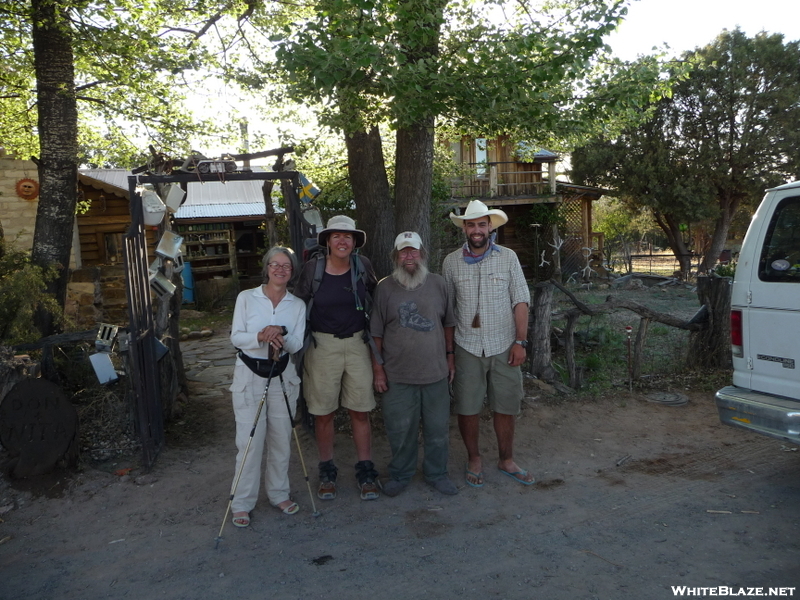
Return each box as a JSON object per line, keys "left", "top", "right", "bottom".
{"left": 0, "top": 378, "right": 78, "bottom": 477}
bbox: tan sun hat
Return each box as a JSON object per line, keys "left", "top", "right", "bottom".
{"left": 449, "top": 199, "right": 508, "bottom": 228}
{"left": 317, "top": 215, "right": 366, "bottom": 248}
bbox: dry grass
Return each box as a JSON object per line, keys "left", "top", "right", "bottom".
{"left": 543, "top": 279, "right": 718, "bottom": 393}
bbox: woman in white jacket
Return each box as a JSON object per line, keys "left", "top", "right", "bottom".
{"left": 228, "top": 247, "right": 306, "bottom": 527}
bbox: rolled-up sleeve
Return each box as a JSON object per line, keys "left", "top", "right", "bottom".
{"left": 230, "top": 291, "right": 263, "bottom": 352}
{"left": 509, "top": 253, "right": 531, "bottom": 307}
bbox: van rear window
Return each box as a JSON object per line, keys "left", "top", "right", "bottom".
{"left": 759, "top": 196, "right": 800, "bottom": 282}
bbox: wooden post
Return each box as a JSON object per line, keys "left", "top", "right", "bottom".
{"left": 263, "top": 181, "right": 277, "bottom": 249}
{"left": 530, "top": 282, "right": 556, "bottom": 382}
{"left": 551, "top": 225, "right": 562, "bottom": 283}
{"left": 564, "top": 312, "right": 581, "bottom": 388}
{"left": 489, "top": 164, "right": 498, "bottom": 197}
{"left": 632, "top": 317, "right": 650, "bottom": 380}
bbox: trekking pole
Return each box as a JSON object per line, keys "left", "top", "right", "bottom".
{"left": 214, "top": 357, "right": 278, "bottom": 549}
{"left": 278, "top": 373, "right": 321, "bottom": 518}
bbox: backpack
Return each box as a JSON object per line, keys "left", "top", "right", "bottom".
{"left": 299, "top": 251, "right": 384, "bottom": 369}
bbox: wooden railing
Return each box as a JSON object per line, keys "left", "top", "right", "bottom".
{"left": 450, "top": 161, "right": 558, "bottom": 199}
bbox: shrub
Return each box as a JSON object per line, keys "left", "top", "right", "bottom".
{"left": 0, "top": 238, "right": 63, "bottom": 344}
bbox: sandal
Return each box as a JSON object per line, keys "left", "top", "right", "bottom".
{"left": 232, "top": 512, "right": 250, "bottom": 528}
{"left": 274, "top": 501, "right": 299, "bottom": 515}
{"left": 318, "top": 460, "right": 338, "bottom": 500}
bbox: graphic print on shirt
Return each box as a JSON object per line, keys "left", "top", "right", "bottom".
{"left": 398, "top": 301, "right": 434, "bottom": 332}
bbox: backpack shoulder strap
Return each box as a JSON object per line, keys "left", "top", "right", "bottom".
{"left": 305, "top": 254, "right": 326, "bottom": 321}
{"left": 350, "top": 253, "right": 382, "bottom": 364}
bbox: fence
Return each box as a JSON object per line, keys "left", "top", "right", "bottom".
{"left": 598, "top": 251, "right": 703, "bottom": 278}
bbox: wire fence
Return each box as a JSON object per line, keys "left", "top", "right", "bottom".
{"left": 617, "top": 252, "right": 702, "bottom": 277}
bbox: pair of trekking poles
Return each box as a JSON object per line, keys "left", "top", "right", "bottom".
{"left": 215, "top": 349, "right": 320, "bottom": 549}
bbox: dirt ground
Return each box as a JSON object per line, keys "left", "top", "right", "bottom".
{"left": 1, "top": 284, "right": 800, "bottom": 599}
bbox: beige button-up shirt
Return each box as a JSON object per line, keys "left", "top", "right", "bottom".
{"left": 442, "top": 244, "right": 530, "bottom": 358}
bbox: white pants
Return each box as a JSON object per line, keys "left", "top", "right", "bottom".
{"left": 230, "top": 366, "right": 298, "bottom": 513}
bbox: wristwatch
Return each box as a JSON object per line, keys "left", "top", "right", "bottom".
{"left": 280, "top": 326, "right": 288, "bottom": 336}
{"left": 514, "top": 340, "right": 528, "bottom": 348}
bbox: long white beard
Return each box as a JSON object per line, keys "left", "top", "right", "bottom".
{"left": 392, "top": 262, "right": 429, "bottom": 290}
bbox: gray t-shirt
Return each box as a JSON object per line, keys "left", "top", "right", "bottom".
{"left": 370, "top": 273, "right": 455, "bottom": 385}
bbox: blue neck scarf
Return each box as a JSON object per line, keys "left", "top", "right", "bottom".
{"left": 462, "top": 232, "right": 499, "bottom": 264}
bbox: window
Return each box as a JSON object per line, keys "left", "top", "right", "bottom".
{"left": 759, "top": 196, "right": 800, "bottom": 282}
{"left": 475, "top": 138, "right": 487, "bottom": 177}
{"left": 104, "top": 233, "right": 124, "bottom": 264}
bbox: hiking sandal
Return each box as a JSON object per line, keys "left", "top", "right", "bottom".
{"left": 318, "top": 460, "right": 338, "bottom": 501}
{"left": 355, "top": 460, "right": 380, "bottom": 501}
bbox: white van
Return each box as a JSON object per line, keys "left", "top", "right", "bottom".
{"left": 715, "top": 180, "right": 800, "bottom": 445}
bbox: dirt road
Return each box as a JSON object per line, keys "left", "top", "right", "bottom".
{"left": 2, "top": 367, "right": 799, "bottom": 600}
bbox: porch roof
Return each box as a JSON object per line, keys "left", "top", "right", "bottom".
{"left": 78, "top": 167, "right": 276, "bottom": 219}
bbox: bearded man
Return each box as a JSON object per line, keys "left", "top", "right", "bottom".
{"left": 370, "top": 232, "right": 458, "bottom": 497}
{"left": 442, "top": 200, "right": 533, "bottom": 488}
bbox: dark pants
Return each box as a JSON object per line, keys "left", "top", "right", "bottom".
{"left": 381, "top": 378, "right": 450, "bottom": 484}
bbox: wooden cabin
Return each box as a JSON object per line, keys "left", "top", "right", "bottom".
{"left": 78, "top": 170, "right": 157, "bottom": 265}
{"left": 76, "top": 169, "right": 278, "bottom": 305}
{"left": 447, "top": 135, "right": 606, "bottom": 279}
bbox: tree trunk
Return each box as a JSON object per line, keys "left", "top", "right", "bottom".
{"left": 345, "top": 126, "right": 394, "bottom": 279}
{"left": 699, "top": 195, "right": 740, "bottom": 273}
{"left": 653, "top": 210, "right": 692, "bottom": 277}
{"left": 530, "top": 282, "right": 556, "bottom": 381}
{"left": 394, "top": 118, "right": 435, "bottom": 250}
{"left": 687, "top": 275, "right": 732, "bottom": 368}
{"left": 391, "top": 0, "right": 442, "bottom": 264}
{"left": 30, "top": 0, "right": 78, "bottom": 336}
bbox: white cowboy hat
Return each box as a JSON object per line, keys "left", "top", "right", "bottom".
{"left": 449, "top": 200, "right": 508, "bottom": 228}
{"left": 393, "top": 231, "right": 423, "bottom": 251}
{"left": 317, "top": 215, "right": 366, "bottom": 248}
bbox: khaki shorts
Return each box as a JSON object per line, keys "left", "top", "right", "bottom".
{"left": 452, "top": 344, "right": 522, "bottom": 416}
{"left": 303, "top": 331, "right": 376, "bottom": 415}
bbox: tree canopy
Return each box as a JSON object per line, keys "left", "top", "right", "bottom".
{"left": 213, "top": 0, "right": 677, "bottom": 275}
{"left": 0, "top": 0, "right": 228, "bottom": 166}
{"left": 0, "top": 0, "right": 239, "bottom": 333}
{"left": 571, "top": 28, "right": 800, "bottom": 274}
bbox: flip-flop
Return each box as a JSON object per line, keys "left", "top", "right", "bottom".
{"left": 498, "top": 468, "right": 535, "bottom": 486}
{"left": 465, "top": 466, "right": 484, "bottom": 488}
{"left": 232, "top": 512, "right": 250, "bottom": 527}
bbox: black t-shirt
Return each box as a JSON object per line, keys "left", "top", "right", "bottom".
{"left": 294, "top": 255, "right": 377, "bottom": 337}
{"left": 309, "top": 270, "right": 368, "bottom": 336}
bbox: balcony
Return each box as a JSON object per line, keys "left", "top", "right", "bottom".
{"left": 450, "top": 161, "right": 559, "bottom": 203}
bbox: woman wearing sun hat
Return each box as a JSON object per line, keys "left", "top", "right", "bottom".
{"left": 294, "top": 215, "right": 381, "bottom": 501}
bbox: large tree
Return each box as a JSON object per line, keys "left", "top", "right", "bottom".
{"left": 217, "top": 0, "right": 673, "bottom": 277}
{"left": 0, "top": 0, "right": 226, "bottom": 333}
{"left": 28, "top": 0, "right": 79, "bottom": 335}
{"left": 572, "top": 29, "right": 800, "bottom": 275}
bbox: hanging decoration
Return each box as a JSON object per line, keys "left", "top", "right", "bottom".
{"left": 16, "top": 178, "right": 39, "bottom": 200}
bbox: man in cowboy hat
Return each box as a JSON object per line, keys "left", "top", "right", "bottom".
{"left": 442, "top": 200, "right": 534, "bottom": 487}
{"left": 370, "top": 232, "right": 458, "bottom": 497}
{"left": 295, "top": 215, "right": 381, "bottom": 500}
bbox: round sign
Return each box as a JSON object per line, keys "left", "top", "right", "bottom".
{"left": 15, "top": 178, "right": 40, "bottom": 200}
{"left": 0, "top": 378, "right": 78, "bottom": 477}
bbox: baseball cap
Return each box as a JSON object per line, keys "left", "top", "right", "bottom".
{"left": 394, "top": 231, "right": 423, "bottom": 251}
